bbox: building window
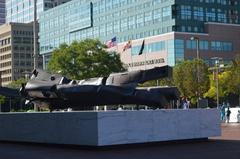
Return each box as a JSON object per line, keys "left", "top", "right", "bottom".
{"left": 162, "top": 6, "right": 171, "bottom": 21}
{"left": 175, "top": 39, "right": 184, "bottom": 63}
{"left": 217, "top": 9, "right": 227, "bottom": 23}
{"left": 167, "top": 40, "right": 175, "bottom": 66}
{"left": 194, "top": 27, "right": 198, "bottom": 32}
{"left": 128, "top": 16, "right": 135, "bottom": 29}
{"left": 144, "top": 11, "right": 153, "bottom": 25}
{"left": 136, "top": 13, "right": 144, "bottom": 28}
{"left": 187, "top": 40, "right": 209, "bottom": 50}
{"left": 186, "top": 40, "right": 196, "bottom": 49}
{"left": 121, "top": 19, "right": 128, "bottom": 31}
{"left": 193, "top": 7, "right": 204, "bottom": 21}
{"left": 131, "top": 41, "right": 166, "bottom": 56}
{"left": 147, "top": 41, "right": 165, "bottom": 53}
{"left": 206, "top": 8, "right": 216, "bottom": 22}
{"left": 153, "top": 0, "right": 161, "bottom": 5}
{"left": 113, "top": 20, "right": 120, "bottom": 33}
{"left": 181, "top": 26, "right": 186, "bottom": 32}
{"left": 106, "top": 22, "right": 113, "bottom": 35}
{"left": 211, "top": 41, "right": 233, "bottom": 51}
{"left": 222, "top": 42, "right": 233, "bottom": 51}
{"left": 216, "top": 0, "right": 227, "bottom": 5}
{"left": 99, "top": 25, "right": 106, "bottom": 36}
{"left": 153, "top": 8, "right": 162, "bottom": 23}
{"left": 180, "top": 5, "right": 191, "bottom": 20}
{"left": 199, "top": 41, "right": 209, "bottom": 50}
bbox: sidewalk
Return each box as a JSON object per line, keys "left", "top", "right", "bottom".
{"left": 0, "top": 123, "right": 239, "bottom": 159}
{"left": 211, "top": 123, "right": 240, "bottom": 140}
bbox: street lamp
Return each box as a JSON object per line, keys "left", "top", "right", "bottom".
{"left": 211, "top": 57, "right": 223, "bottom": 108}
{"left": 33, "top": 0, "right": 38, "bottom": 70}
{"left": 190, "top": 36, "right": 200, "bottom": 108}
{"left": 33, "top": 0, "right": 38, "bottom": 111}
{"left": 190, "top": 36, "right": 200, "bottom": 60}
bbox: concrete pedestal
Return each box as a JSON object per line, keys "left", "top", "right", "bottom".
{"left": 0, "top": 109, "right": 221, "bottom": 146}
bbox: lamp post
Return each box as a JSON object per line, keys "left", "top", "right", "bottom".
{"left": 215, "top": 60, "right": 220, "bottom": 109}
{"left": 33, "top": 0, "right": 38, "bottom": 70}
{"left": 211, "top": 57, "right": 223, "bottom": 108}
{"left": 33, "top": 0, "right": 38, "bottom": 111}
{"left": 190, "top": 36, "right": 200, "bottom": 108}
{"left": 190, "top": 37, "right": 200, "bottom": 60}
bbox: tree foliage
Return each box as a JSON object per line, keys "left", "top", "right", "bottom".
{"left": 226, "top": 55, "right": 240, "bottom": 95}
{"left": 173, "top": 59, "right": 210, "bottom": 103}
{"left": 47, "top": 39, "right": 126, "bottom": 79}
{"left": 204, "top": 55, "right": 240, "bottom": 105}
{"left": 226, "top": 55, "right": 240, "bottom": 105}
{"left": 204, "top": 71, "right": 231, "bottom": 100}
{"left": 0, "top": 95, "right": 6, "bottom": 105}
{"left": 139, "top": 78, "right": 174, "bottom": 87}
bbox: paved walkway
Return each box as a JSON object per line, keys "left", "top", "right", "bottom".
{"left": 0, "top": 123, "right": 239, "bottom": 159}
{"left": 211, "top": 123, "right": 240, "bottom": 140}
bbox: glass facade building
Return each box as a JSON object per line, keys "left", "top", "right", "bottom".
{"left": 6, "top": 0, "right": 71, "bottom": 23}
{"left": 0, "top": 0, "right": 5, "bottom": 25}
{"left": 174, "top": 0, "right": 239, "bottom": 32}
{"left": 39, "top": 0, "right": 176, "bottom": 54}
{"left": 39, "top": 0, "right": 240, "bottom": 69}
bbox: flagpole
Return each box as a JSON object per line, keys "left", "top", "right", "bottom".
{"left": 130, "top": 48, "right": 133, "bottom": 71}
{"left": 143, "top": 40, "right": 146, "bottom": 70}
{"left": 144, "top": 49, "right": 146, "bottom": 70}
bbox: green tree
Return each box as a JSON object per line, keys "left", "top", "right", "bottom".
{"left": 204, "top": 70, "right": 231, "bottom": 100}
{"left": 139, "top": 78, "right": 174, "bottom": 87}
{"left": 158, "top": 78, "right": 175, "bottom": 86}
{"left": 0, "top": 95, "right": 6, "bottom": 112}
{"left": 47, "top": 39, "right": 126, "bottom": 79}
{"left": 0, "top": 95, "right": 6, "bottom": 105}
{"left": 6, "top": 78, "right": 28, "bottom": 89}
{"left": 226, "top": 55, "right": 240, "bottom": 105}
{"left": 173, "top": 59, "right": 210, "bottom": 104}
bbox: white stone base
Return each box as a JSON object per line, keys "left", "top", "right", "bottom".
{"left": 0, "top": 109, "right": 221, "bottom": 146}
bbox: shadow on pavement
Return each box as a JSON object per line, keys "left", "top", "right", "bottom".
{"left": 0, "top": 139, "right": 240, "bottom": 159}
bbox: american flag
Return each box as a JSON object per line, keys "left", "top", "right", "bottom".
{"left": 106, "top": 37, "right": 117, "bottom": 48}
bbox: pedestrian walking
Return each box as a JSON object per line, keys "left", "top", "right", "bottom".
{"left": 220, "top": 103, "right": 226, "bottom": 122}
{"left": 226, "top": 107, "right": 231, "bottom": 123}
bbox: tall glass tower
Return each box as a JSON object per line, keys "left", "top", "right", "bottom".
{"left": 6, "top": 0, "right": 71, "bottom": 23}
{"left": 0, "top": 0, "right": 5, "bottom": 25}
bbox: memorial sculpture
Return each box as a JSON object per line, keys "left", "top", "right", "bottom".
{"left": 20, "top": 65, "right": 179, "bottom": 111}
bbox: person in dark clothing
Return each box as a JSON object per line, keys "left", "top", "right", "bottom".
{"left": 226, "top": 107, "right": 231, "bottom": 123}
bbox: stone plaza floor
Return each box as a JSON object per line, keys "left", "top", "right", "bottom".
{"left": 0, "top": 123, "right": 239, "bottom": 159}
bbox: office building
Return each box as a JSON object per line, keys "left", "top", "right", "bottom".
{"left": 39, "top": 0, "right": 240, "bottom": 70}
{"left": 0, "top": 23, "right": 42, "bottom": 86}
{"left": 6, "top": 0, "right": 71, "bottom": 23}
{"left": 0, "top": 0, "right": 5, "bottom": 25}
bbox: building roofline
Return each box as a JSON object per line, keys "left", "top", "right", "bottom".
{"left": 204, "top": 22, "right": 240, "bottom": 27}
{"left": 174, "top": 32, "right": 209, "bottom": 36}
